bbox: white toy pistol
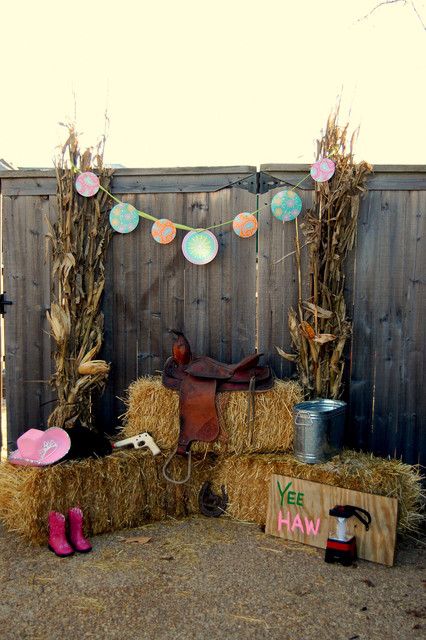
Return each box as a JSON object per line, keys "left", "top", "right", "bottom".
{"left": 113, "top": 432, "right": 161, "bottom": 456}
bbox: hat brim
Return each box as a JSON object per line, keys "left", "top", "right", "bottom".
{"left": 8, "top": 427, "right": 71, "bottom": 467}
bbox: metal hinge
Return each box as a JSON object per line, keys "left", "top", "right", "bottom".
{"left": 258, "top": 172, "right": 283, "bottom": 194}
{"left": 0, "top": 292, "right": 13, "bottom": 316}
{"left": 230, "top": 172, "right": 258, "bottom": 194}
{"left": 217, "top": 172, "right": 285, "bottom": 195}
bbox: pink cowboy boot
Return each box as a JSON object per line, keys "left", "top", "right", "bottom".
{"left": 48, "top": 512, "right": 74, "bottom": 557}
{"left": 68, "top": 507, "right": 92, "bottom": 553}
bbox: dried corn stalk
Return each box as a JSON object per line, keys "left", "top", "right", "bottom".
{"left": 47, "top": 126, "right": 113, "bottom": 427}
{"left": 278, "top": 110, "right": 372, "bottom": 399}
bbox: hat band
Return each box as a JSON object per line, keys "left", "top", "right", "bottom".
{"left": 39, "top": 440, "right": 58, "bottom": 460}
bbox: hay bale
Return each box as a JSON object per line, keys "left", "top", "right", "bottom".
{"left": 213, "top": 451, "right": 425, "bottom": 535}
{"left": 0, "top": 451, "right": 215, "bottom": 545}
{"left": 122, "top": 376, "right": 302, "bottom": 455}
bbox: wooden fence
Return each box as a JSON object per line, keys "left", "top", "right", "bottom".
{"left": 1, "top": 165, "right": 425, "bottom": 465}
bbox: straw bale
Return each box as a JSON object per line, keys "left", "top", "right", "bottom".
{"left": 0, "top": 451, "right": 215, "bottom": 545}
{"left": 213, "top": 451, "right": 424, "bottom": 535}
{"left": 122, "top": 376, "right": 303, "bottom": 455}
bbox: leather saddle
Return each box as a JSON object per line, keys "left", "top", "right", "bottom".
{"left": 162, "top": 331, "right": 273, "bottom": 483}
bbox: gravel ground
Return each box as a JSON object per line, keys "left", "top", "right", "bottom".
{"left": 0, "top": 517, "right": 425, "bottom": 640}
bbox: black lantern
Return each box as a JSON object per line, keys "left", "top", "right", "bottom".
{"left": 325, "top": 505, "right": 372, "bottom": 566}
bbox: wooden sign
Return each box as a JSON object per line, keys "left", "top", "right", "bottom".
{"left": 265, "top": 474, "right": 398, "bottom": 566}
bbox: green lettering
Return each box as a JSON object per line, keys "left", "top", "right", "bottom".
{"left": 277, "top": 480, "right": 292, "bottom": 507}
{"left": 287, "top": 491, "right": 296, "bottom": 505}
{"left": 296, "top": 492, "right": 304, "bottom": 506}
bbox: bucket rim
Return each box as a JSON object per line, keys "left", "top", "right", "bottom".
{"left": 294, "top": 399, "right": 347, "bottom": 413}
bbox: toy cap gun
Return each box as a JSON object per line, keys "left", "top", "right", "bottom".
{"left": 113, "top": 432, "right": 161, "bottom": 456}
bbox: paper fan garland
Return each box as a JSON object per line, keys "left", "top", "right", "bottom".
{"left": 75, "top": 172, "right": 100, "bottom": 197}
{"left": 310, "top": 158, "right": 335, "bottom": 182}
{"left": 182, "top": 230, "right": 218, "bottom": 265}
{"left": 232, "top": 212, "right": 258, "bottom": 238}
{"left": 71, "top": 156, "right": 338, "bottom": 260}
{"left": 109, "top": 203, "right": 140, "bottom": 234}
{"left": 151, "top": 218, "right": 177, "bottom": 244}
{"left": 271, "top": 190, "right": 302, "bottom": 222}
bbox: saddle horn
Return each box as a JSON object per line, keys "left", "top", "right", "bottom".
{"left": 170, "top": 330, "right": 192, "bottom": 365}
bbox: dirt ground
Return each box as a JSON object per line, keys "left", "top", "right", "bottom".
{"left": 0, "top": 517, "right": 425, "bottom": 640}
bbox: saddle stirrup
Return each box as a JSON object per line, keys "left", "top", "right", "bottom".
{"left": 162, "top": 448, "right": 192, "bottom": 484}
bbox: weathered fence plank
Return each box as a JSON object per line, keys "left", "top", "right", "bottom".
{"left": 398, "top": 191, "right": 425, "bottom": 464}
{"left": 260, "top": 165, "right": 426, "bottom": 191}
{"left": 229, "top": 187, "right": 258, "bottom": 361}
{"left": 257, "top": 180, "right": 312, "bottom": 377}
{"left": 350, "top": 190, "right": 425, "bottom": 464}
{"left": 184, "top": 192, "right": 211, "bottom": 356}
{"left": 347, "top": 192, "right": 379, "bottom": 451}
{"left": 2, "top": 196, "right": 54, "bottom": 445}
{"left": 0, "top": 166, "right": 257, "bottom": 196}
{"left": 369, "top": 191, "right": 407, "bottom": 458}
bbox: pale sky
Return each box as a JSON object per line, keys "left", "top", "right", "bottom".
{"left": 1, "top": 0, "right": 425, "bottom": 168}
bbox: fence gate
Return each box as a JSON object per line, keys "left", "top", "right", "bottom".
{"left": 0, "top": 165, "right": 425, "bottom": 465}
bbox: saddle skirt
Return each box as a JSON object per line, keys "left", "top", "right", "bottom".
{"left": 162, "top": 339, "right": 274, "bottom": 456}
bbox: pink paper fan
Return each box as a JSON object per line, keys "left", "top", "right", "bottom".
{"left": 310, "top": 158, "right": 335, "bottom": 183}
{"left": 75, "top": 172, "right": 100, "bottom": 197}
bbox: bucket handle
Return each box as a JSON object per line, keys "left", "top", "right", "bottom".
{"left": 294, "top": 410, "right": 313, "bottom": 427}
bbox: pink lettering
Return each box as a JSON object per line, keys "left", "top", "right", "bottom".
{"left": 277, "top": 510, "right": 291, "bottom": 532}
{"left": 304, "top": 517, "right": 321, "bottom": 536}
{"left": 291, "top": 513, "right": 304, "bottom": 533}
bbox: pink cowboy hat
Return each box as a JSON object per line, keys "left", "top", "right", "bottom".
{"left": 8, "top": 428, "right": 71, "bottom": 467}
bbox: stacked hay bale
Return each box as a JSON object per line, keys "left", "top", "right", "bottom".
{"left": 0, "top": 375, "right": 302, "bottom": 544}
{"left": 120, "top": 376, "right": 424, "bottom": 536}
{"left": 0, "top": 450, "right": 216, "bottom": 544}
{"left": 212, "top": 452, "right": 424, "bottom": 535}
{"left": 123, "top": 377, "right": 302, "bottom": 455}
{"left": 0, "top": 375, "right": 423, "bottom": 543}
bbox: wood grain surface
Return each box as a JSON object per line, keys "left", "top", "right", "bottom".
{"left": 265, "top": 474, "right": 398, "bottom": 566}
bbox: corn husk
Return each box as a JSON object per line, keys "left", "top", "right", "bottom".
{"left": 47, "top": 127, "right": 113, "bottom": 427}
{"left": 78, "top": 360, "right": 110, "bottom": 376}
{"left": 278, "top": 110, "right": 372, "bottom": 398}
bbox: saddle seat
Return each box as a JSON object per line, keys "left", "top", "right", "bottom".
{"left": 162, "top": 338, "right": 274, "bottom": 465}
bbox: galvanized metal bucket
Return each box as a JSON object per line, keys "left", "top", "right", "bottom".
{"left": 293, "top": 399, "right": 346, "bottom": 464}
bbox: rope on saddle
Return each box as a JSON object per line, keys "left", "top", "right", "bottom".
{"left": 162, "top": 448, "right": 192, "bottom": 485}
{"left": 246, "top": 375, "right": 256, "bottom": 447}
{"left": 215, "top": 393, "right": 230, "bottom": 445}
